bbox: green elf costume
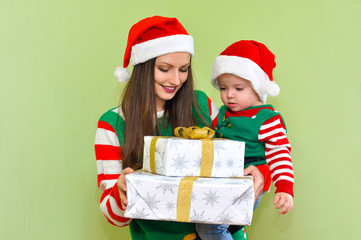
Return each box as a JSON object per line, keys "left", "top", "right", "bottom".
{"left": 214, "top": 104, "right": 293, "bottom": 196}
{"left": 210, "top": 40, "right": 294, "bottom": 197}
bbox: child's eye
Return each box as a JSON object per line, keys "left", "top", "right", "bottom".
{"left": 219, "top": 87, "right": 226, "bottom": 90}
{"left": 236, "top": 88, "right": 244, "bottom": 91}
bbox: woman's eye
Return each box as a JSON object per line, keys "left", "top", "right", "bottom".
{"left": 179, "top": 68, "right": 188, "bottom": 73}
{"left": 158, "top": 68, "right": 168, "bottom": 72}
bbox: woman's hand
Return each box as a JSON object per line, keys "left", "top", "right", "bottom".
{"left": 117, "top": 167, "right": 134, "bottom": 209}
{"left": 244, "top": 165, "right": 265, "bottom": 203}
{"left": 273, "top": 192, "right": 294, "bottom": 215}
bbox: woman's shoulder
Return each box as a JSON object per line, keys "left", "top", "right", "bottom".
{"left": 99, "top": 106, "right": 123, "bottom": 118}
{"left": 98, "top": 106, "right": 125, "bottom": 127}
{"left": 193, "top": 90, "right": 211, "bottom": 108}
{"left": 193, "top": 90, "right": 219, "bottom": 124}
{"left": 193, "top": 90, "right": 208, "bottom": 99}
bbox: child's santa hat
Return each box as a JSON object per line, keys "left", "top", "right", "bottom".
{"left": 115, "top": 16, "right": 194, "bottom": 82}
{"left": 211, "top": 40, "right": 279, "bottom": 103}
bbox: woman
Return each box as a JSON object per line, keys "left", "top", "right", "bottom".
{"left": 95, "top": 16, "right": 266, "bottom": 240}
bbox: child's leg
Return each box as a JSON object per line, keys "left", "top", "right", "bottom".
{"left": 195, "top": 223, "right": 233, "bottom": 240}
{"left": 253, "top": 191, "right": 265, "bottom": 211}
{"left": 195, "top": 192, "right": 265, "bottom": 239}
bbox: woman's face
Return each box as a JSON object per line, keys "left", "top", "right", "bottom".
{"left": 154, "top": 52, "right": 191, "bottom": 111}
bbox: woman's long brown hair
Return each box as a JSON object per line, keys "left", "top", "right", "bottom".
{"left": 120, "top": 58, "right": 208, "bottom": 169}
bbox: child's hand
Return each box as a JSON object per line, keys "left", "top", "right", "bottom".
{"left": 273, "top": 192, "right": 293, "bottom": 215}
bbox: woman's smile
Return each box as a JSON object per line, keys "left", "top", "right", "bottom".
{"left": 162, "top": 85, "right": 177, "bottom": 92}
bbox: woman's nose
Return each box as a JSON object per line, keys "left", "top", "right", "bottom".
{"left": 169, "top": 70, "right": 181, "bottom": 85}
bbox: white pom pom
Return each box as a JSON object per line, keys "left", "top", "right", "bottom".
{"left": 266, "top": 81, "right": 280, "bottom": 96}
{"left": 114, "top": 66, "right": 130, "bottom": 83}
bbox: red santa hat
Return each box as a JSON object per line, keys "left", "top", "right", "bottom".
{"left": 115, "top": 16, "right": 194, "bottom": 82}
{"left": 211, "top": 40, "right": 279, "bottom": 103}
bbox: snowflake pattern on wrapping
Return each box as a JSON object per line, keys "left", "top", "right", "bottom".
{"left": 187, "top": 139, "right": 200, "bottom": 147}
{"left": 156, "top": 183, "right": 176, "bottom": 194}
{"left": 192, "top": 155, "right": 201, "bottom": 171}
{"left": 167, "top": 139, "right": 182, "bottom": 150}
{"left": 214, "top": 141, "right": 226, "bottom": 154}
{"left": 130, "top": 208, "right": 150, "bottom": 219}
{"left": 144, "top": 150, "right": 150, "bottom": 163}
{"left": 197, "top": 178, "right": 212, "bottom": 184}
{"left": 214, "top": 160, "right": 223, "bottom": 170}
{"left": 191, "top": 210, "right": 211, "bottom": 222}
{"left": 202, "top": 189, "right": 220, "bottom": 207}
{"left": 165, "top": 201, "right": 176, "bottom": 212}
{"left": 171, "top": 154, "right": 188, "bottom": 173}
{"left": 134, "top": 178, "right": 144, "bottom": 186}
{"left": 226, "top": 158, "right": 235, "bottom": 168}
{"left": 241, "top": 188, "right": 254, "bottom": 202}
{"left": 216, "top": 212, "right": 233, "bottom": 224}
{"left": 144, "top": 192, "right": 160, "bottom": 210}
{"left": 191, "top": 192, "right": 197, "bottom": 202}
{"left": 160, "top": 150, "right": 166, "bottom": 163}
{"left": 232, "top": 188, "right": 254, "bottom": 205}
{"left": 232, "top": 194, "right": 242, "bottom": 204}
{"left": 229, "top": 171, "right": 241, "bottom": 177}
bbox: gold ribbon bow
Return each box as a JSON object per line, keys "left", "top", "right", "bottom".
{"left": 174, "top": 126, "right": 215, "bottom": 139}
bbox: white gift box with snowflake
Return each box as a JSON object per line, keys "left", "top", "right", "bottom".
{"left": 124, "top": 171, "right": 254, "bottom": 225}
{"left": 142, "top": 136, "right": 245, "bottom": 177}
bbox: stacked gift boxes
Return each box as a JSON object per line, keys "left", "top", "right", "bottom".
{"left": 124, "top": 129, "right": 254, "bottom": 225}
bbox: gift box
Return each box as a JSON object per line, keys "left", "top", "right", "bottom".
{"left": 124, "top": 171, "right": 254, "bottom": 225}
{"left": 142, "top": 136, "right": 245, "bottom": 177}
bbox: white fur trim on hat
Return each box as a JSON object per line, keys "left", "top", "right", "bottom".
{"left": 266, "top": 81, "right": 280, "bottom": 96}
{"left": 211, "top": 55, "right": 279, "bottom": 103}
{"left": 114, "top": 66, "right": 130, "bottom": 83}
{"left": 130, "top": 35, "right": 194, "bottom": 65}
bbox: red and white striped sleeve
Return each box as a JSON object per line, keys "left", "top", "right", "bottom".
{"left": 95, "top": 120, "right": 132, "bottom": 227}
{"left": 206, "top": 95, "right": 219, "bottom": 128}
{"left": 258, "top": 115, "right": 294, "bottom": 197}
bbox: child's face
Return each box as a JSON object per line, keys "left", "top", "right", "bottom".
{"left": 218, "top": 73, "right": 262, "bottom": 112}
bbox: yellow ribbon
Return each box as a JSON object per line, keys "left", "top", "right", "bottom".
{"left": 177, "top": 176, "right": 199, "bottom": 222}
{"left": 199, "top": 139, "right": 213, "bottom": 177}
{"left": 149, "top": 137, "right": 161, "bottom": 173}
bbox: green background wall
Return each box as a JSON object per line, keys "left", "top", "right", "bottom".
{"left": 1, "top": 0, "right": 360, "bottom": 239}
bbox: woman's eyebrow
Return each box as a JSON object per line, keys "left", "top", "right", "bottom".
{"left": 156, "top": 62, "right": 190, "bottom": 67}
